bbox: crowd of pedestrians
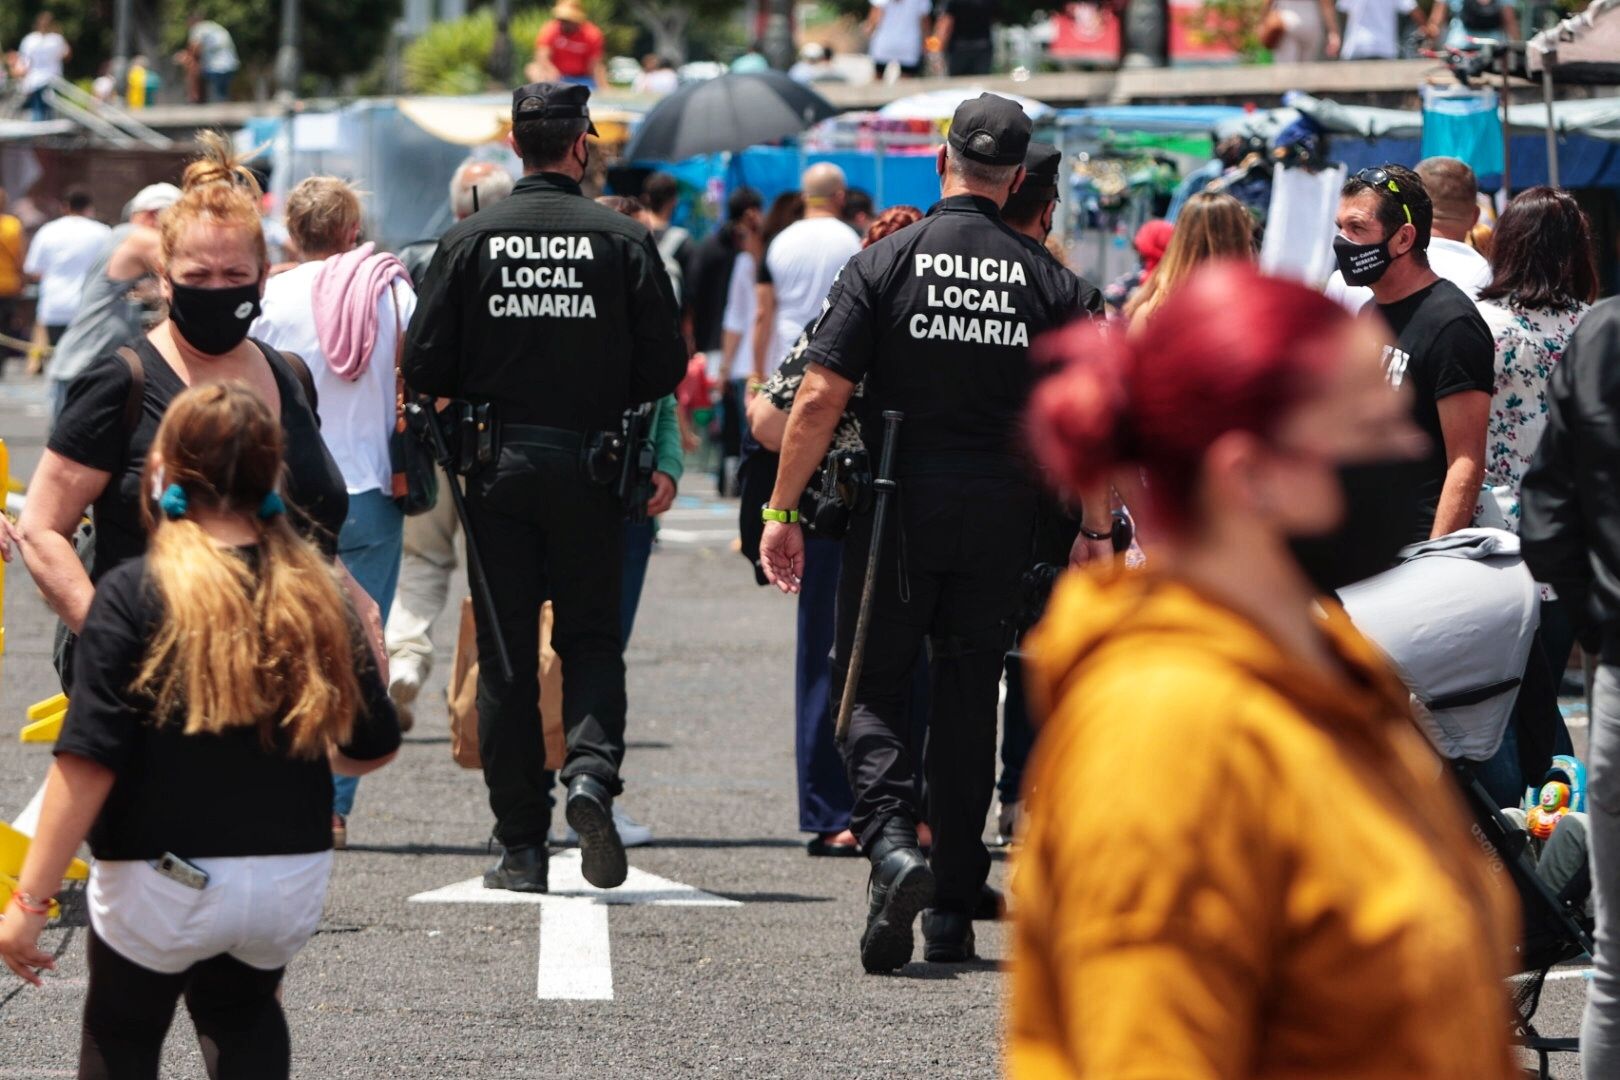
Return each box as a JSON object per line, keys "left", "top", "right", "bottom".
{"left": 4, "top": 77, "right": 1620, "bottom": 1077}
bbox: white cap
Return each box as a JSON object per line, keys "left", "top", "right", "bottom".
{"left": 128, "top": 182, "right": 182, "bottom": 215}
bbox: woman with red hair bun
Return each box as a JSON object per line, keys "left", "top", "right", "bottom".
{"left": 1007, "top": 261, "right": 1521, "bottom": 1080}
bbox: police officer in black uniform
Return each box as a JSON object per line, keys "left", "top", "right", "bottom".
{"left": 758, "top": 94, "right": 1108, "bottom": 972}
{"left": 403, "top": 83, "right": 687, "bottom": 894}
{"left": 1000, "top": 141, "right": 1065, "bottom": 253}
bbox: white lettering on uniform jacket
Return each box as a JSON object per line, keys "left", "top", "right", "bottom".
{"left": 908, "top": 252, "right": 1030, "bottom": 348}
{"left": 486, "top": 234, "right": 599, "bottom": 319}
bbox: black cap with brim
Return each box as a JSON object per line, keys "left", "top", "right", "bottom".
{"left": 948, "top": 93, "right": 1033, "bottom": 167}
{"left": 513, "top": 81, "right": 599, "bottom": 136}
{"left": 1016, "top": 141, "right": 1062, "bottom": 199}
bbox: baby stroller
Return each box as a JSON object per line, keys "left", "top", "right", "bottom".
{"left": 1340, "top": 530, "right": 1595, "bottom": 1079}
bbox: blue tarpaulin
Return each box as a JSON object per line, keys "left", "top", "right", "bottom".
{"left": 640, "top": 145, "right": 945, "bottom": 216}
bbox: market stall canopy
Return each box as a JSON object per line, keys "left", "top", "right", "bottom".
{"left": 394, "top": 95, "right": 636, "bottom": 146}
{"left": 622, "top": 72, "right": 837, "bottom": 163}
{"left": 1266, "top": 92, "right": 1425, "bottom": 140}
{"left": 1526, "top": 0, "right": 1620, "bottom": 85}
{"left": 878, "top": 87, "right": 1054, "bottom": 123}
{"left": 1261, "top": 91, "right": 1620, "bottom": 144}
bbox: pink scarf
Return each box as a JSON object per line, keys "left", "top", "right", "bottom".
{"left": 312, "top": 242, "right": 410, "bottom": 381}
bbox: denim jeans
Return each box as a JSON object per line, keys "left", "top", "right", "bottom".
{"left": 25, "top": 88, "right": 50, "bottom": 122}
{"left": 1584, "top": 664, "right": 1620, "bottom": 1078}
{"left": 333, "top": 490, "right": 403, "bottom": 819}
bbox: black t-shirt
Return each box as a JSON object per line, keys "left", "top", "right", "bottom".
{"left": 942, "top": 0, "right": 996, "bottom": 43}
{"left": 687, "top": 228, "right": 740, "bottom": 353}
{"left": 55, "top": 551, "right": 399, "bottom": 860}
{"left": 805, "top": 195, "right": 1100, "bottom": 461}
{"left": 1375, "top": 278, "right": 1494, "bottom": 531}
{"left": 47, "top": 337, "right": 348, "bottom": 582}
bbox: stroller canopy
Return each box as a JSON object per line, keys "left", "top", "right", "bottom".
{"left": 1339, "top": 529, "right": 1540, "bottom": 763}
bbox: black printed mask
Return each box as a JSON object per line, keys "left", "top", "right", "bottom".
{"left": 168, "top": 280, "right": 260, "bottom": 355}
{"left": 1333, "top": 234, "right": 1393, "bottom": 287}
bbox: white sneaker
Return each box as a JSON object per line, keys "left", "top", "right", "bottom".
{"left": 554, "top": 805, "right": 653, "bottom": 848}
{"left": 995, "top": 800, "right": 1019, "bottom": 847}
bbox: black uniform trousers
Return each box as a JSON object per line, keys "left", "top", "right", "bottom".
{"left": 835, "top": 472, "right": 1036, "bottom": 912}
{"left": 465, "top": 442, "right": 627, "bottom": 848}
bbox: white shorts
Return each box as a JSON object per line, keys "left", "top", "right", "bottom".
{"left": 89, "top": 851, "right": 333, "bottom": 975}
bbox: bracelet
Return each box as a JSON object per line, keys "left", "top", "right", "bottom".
{"left": 761, "top": 506, "right": 800, "bottom": 524}
{"left": 10, "top": 891, "right": 52, "bottom": 917}
{"left": 1078, "top": 523, "right": 1112, "bottom": 542}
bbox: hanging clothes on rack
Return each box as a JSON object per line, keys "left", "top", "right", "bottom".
{"left": 1421, "top": 84, "right": 1506, "bottom": 181}
{"left": 1261, "top": 161, "right": 1348, "bottom": 287}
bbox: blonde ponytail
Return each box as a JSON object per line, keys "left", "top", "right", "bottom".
{"left": 133, "top": 385, "right": 362, "bottom": 756}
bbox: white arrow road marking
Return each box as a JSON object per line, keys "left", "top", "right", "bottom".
{"left": 409, "top": 850, "right": 740, "bottom": 1000}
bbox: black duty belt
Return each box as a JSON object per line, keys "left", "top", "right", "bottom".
{"left": 503, "top": 424, "right": 585, "bottom": 453}
{"left": 896, "top": 452, "right": 1027, "bottom": 480}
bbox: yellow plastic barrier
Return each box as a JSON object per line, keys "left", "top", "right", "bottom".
{"left": 0, "top": 822, "right": 88, "bottom": 919}
{"left": 21, "top": 694, "right": 68, "bottom": 744}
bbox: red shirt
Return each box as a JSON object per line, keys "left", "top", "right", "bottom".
{"left": 536, "top": 20, "right": 604, "bottom": 78}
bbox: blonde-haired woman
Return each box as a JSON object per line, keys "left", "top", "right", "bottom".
{"left": 17, "top": 133, "right": 361, "bottom": 699}
{"left": 1123, "top": 192, "right": 1257, "bottom": 329}
{"left": 252, "top": 175, "right": 416, "bottom": 842}
{"left": 0, "top": 384, "right": 400, "bottom": 1077}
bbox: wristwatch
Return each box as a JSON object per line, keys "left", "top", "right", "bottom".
{"left": 761, "top": 506, "right": 800, "bottom": 524}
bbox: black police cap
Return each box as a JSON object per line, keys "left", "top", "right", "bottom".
{"left": 512, "top": 81, "right": 599, "bottom": 136}
{"left": 1017, "top": 141, "right": 1062, "bottom": 197}
{"left": 948, "top": 93, "right": 1033, "bottom": 167}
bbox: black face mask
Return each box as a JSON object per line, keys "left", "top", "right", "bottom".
{"left": 1332, "top": 233, "right": 1393, "bottom": 287}
{"left": 168, "top": 280, "right": 260, "bottom": 356}
{"left": 1287, "top": 457, "right": 1428, "bottom": 594}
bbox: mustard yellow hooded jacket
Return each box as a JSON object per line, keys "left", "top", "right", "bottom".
{"left": 1008, "top": 568, "right": 1519, "bottom": 1080}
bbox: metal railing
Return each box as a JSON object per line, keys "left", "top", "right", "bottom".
{"left": 40, "top": 77, "right": 173, "bottom": 148}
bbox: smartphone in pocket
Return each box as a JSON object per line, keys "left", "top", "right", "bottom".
{"left": 153, "top": 852, "right": 210, "bottom": 890}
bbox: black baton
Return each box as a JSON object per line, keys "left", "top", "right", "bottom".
{"left": 406, "top": 398, "right": 514, "bottom": 682}
{"left": 835, "top": 410, "right": 904, "bottom": 743}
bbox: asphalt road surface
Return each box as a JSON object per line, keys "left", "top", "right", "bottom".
{"left": 0, "top": 369, "right": 1593, "bottom": 1078}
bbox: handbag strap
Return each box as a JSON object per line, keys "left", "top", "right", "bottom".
{"left": 392, "top": 281, "right": 407, "bottom": 435}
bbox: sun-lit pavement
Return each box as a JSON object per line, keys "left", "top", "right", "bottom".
{"left": 0, "top": 367, "right": 1592, "bottom": 1077}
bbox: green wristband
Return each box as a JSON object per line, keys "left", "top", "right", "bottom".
{"left": 761, "top": 506, "right": 800, "bottom": 524}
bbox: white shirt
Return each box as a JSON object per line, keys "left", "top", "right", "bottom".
{"left": 188, "top": 20, "right": 240, "bottom": 74}
{"left": 722, "top": 250, "right": 758, "bottom": 381}
{"left": 1325, "top": 236, "right": 1493, "bottom": 312}
{"left": 869, "top": 0, "right": 932, "bottom": 66}
{"left": 1338, "top": 0, "right": 1417, "bottom": 60}
{"left": 251, "top": 260, "right": 416, "bottom": 496}
{"left": 764, "top": 216, "right": 861, "bottom": 370}
{"left": 632, "top": 68, "right": 678, "bottom": 95}
{"left": 23, "top": 213, "right": 111, "bottom": 326}
{"left": 18, "top": 31, "right": 69, "bottom": 94}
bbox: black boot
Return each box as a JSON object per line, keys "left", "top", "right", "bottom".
{"left": 483, "top": 843, "right": 549, "bottom": 893}
{"left": 922, "top": 908, "right": 977, "bottom": 963}
{"left": 566, "top": 775, "right": 627, "bottom": 889}
{"left": 859, "top": 819, "right": 935, "bottom": 974}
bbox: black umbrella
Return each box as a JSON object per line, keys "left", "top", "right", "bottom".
{"left": 623, "top": 71, "right": 838, "bottom": 163}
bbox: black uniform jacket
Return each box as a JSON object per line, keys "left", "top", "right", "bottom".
{"left": 403, "top": 172, "right": 687, "bottom": 433}
{"left": 803, "top": 194, "right": 1101, "bottom": 461}
{"left": 1522, "top": 297, "right": 1620, "bottom": 660}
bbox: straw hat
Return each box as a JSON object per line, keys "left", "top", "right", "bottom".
{"left": 553, "top": 0, "right": 588, "bottom": 22}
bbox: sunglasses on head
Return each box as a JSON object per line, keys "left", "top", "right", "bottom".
{"left": 1354, "top": 167, "right": 1414, "bottom": 226}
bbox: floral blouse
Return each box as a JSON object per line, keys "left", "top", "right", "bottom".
{"left": 1478, "top": 299, "right": 1589, "bottom": 530}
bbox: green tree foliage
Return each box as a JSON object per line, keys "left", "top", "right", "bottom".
{"left": 2, "top": 0, "right": 400, "bottom": 86}
{"left": 164, "top": 0, "right": 402, "bottom": 83}
{"left": 1, "top": 1, "right": 113, "bottom": 82}
{"left": 403, "top": 3, "right": 632, "bottom": 95}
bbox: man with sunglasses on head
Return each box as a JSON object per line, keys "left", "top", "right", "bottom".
{"left": 1334, "top": 163, "right": 1492, "bottom": 542}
